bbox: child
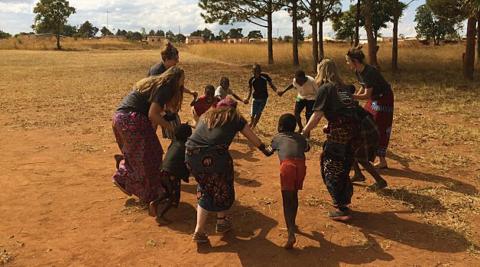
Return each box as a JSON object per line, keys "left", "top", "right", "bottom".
{"left": 264, "top": 113, "right": 310, "bottom": 249}
{"left": 149, "top": 123, "right": 192, "bottom": 219}
{"left": 244, "top": 64, "right": 278, "bottom": 129}
{"left": 215, "top": 76, "right": 246, "bottom": 103}
{"left": 190, "top": 84, "right": 219, "bottom": 125}
{"left": 277, "top": 70, "right": 319, "bottom": 132}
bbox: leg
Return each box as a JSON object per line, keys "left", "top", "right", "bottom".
{"left": 294, "top": 100, "right": 306, "bottom": 132}
{"left": 359, "top": 160, "right": 387, "bottom": 190}
{"left": 304, "top": 100, "right": 315, "bottom": 123}
{"left": 215, "top": 210, "right": 232, "bottom": 233}
{"left": 351, "top": 160, "right": 366, "bottom": 182}
{"left": 281, "top": 190, "right": 298, "bottom": 249}
{"left": 252, "top": 112, "right": 262, "bottom": 129}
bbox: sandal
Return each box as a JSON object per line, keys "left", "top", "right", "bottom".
{"left": 215, "top": 216, "right": 232, "bottom": 233}
{"left": 192, "top": 232, "right": 209, "bottom": 243}
{"left": 328, "top": 207, "right": 351, "bottom": 222}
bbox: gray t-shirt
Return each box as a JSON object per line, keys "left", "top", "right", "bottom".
{"left": 271, "top": 132, "right": 309, "bottom": 161}
{"left": 186, "top": 116, "right": 247, "bottom": 148}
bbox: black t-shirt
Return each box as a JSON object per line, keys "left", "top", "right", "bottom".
{"left": 116, "top": 87, "right": 173, "bottom": 116}
{"left": 162, "top": 141, "right": 189, "bottom": 180}
{"left": 271, "top": 132, "right": 308, "bottom": 161}
{"left": 249, "top": 73, "right": 272, "bottom": 100}
{"left": 313, "top": 83, "right": 357, "bottom": 121}
{"left": 148, "top": 62, "right": 167, "bottom": 77}
{"left": 186, "top": 116, "right": 247, "bottom": 148}
{"left": 355, "top": 64, "right": 391, "bottom": 98}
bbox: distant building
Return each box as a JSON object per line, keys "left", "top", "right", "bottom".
{"left": 186, "top": 36, "right": 205, "bottom": 44}
{"left": 146, "top": 36, "right": 166, "bottom": 45}
{"left": 225, "top": 38, "right": 249, "bottom": 44}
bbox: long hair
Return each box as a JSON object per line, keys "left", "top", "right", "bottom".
{"left": 315, "top": 58, "right": 345, "bottom": 87}
{"left": 161, "top": 42, "right": 179, "bottom": 61}
{"left": 202, "top": 107, "right": 244, "bottom": 129}
{"left": 134, "top": 66, "right": 184, "bottom": 112}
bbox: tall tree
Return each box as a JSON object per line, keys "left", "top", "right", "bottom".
{"left": 248, "top": 30, "right": 263, "bottom": 38}
{"left": 355, "top": 0, "right": 361, "bottom": 46}
{"left": 291, "top": 0, "right": 300, "bottom": 65}
{"left": 387, "top": 0, "right": 408, "bottom": 72}
{"left": 155, "top": 30, "right": 165, "bottom": 37}
{"left": 100, "top": 26, "right": 113, "bottom": 36}
{"left": 363, "top": 0, "right": 378, "bottom": 67}
{"left": 228, "top": 28, "right": 244, "bottom": 38}
{"left": 415, "top": 4, "right": 461, "bottom": 45}
{"left": 331, "top": 7, "right": 356, "bottom": 44}
{"left": 148, "top": 30, "right": 155, "bottom": 36}
{"left": 199, "top": 0, "right": 283, "bottom": 64}
{"left": 0, "top": 30, "right": 11, "bottom": 39}
{"left": 32, "top": 0, "right": 76, "bottom": 50}
{"left": 78, "top": 21, "right": 98, "bottom": 38}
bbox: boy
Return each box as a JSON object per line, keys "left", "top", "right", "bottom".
{"left": 277, "top": 70, "right": 319, "bottom": 132}
{"left": 190, "top": 85, "right": 218, "bottom": 125}
{"left": 264, "top": 113, "right": 310, "bottom": 250}
{"left": 215, "top": 76, "right": 246, "bottom": 103}
{"left": 244, "top": 64, "right": 278, "bottom": 129}
{"left": 149, "top": 124, "right": 192, "bottom": 219}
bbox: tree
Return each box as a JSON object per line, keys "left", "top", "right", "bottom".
{"left": 116, "top": 29, "right": 127, "bottom": 36}
{"left": 227, "top": 28, "right": 244, "bottom": 38}
{"left": 100, "top": 26, "right": 113, "bottom": 36}
{"left": 218, "top": 29, "right": 227, "bottom": 40}
{"left": 297, "top": 26, "right": 305, "bottom": 41}
{"left": 32, "top": 0, "right": 76, "bottom": 50}
{"left": 175, "top": 33, "right": 186, "bottom": 43}
{"left": 0, "top": 30, "right": 11, "bottom": 39}
{"left": 332, "top": 7, "right": 356, "bottom": 43}
{"left": 386, "top": 0, "right": 408, "bottom": 72}
{"left": 415, "top": 4, "right": 462, "bottom": 45}
{"left": 78, "top": 21, "right": 98, "bottom": 38}
{"left": 149, "top": 30, "right": 155, "bottom": 36}
{"left": 363, "top": 0, "right": 378, "bottom": 67}
{"left": 199, "top": 0, "right": 283, "bottom": 64}
{"left": 166, "top": 30, "right": 175, "bottom": 41}
{"left": 247, "top": 30, "right": 263, "bottom": 39}
{"left": 62, "top": 24, "right": 77, "bottom": 37}
{"left": 126, "top": 31, "right": 143, "bottom": 41}
{"left": 156, "top": 30, "right": 165, "bottom": 37}
{"left": 355, "top": 0, "right": 361, "bottom": 46}
{"left": 191, "top": 28, "right": 215, "bottom": 40}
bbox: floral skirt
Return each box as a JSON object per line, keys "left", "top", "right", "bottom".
{"left": 112, "top": 111, "right": 164, "bottom": 203}
{"left": 186, "top": 145, "right": 235, "bottom": 212}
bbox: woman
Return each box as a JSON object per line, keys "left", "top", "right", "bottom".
{"left": 186, "top": 97, "right": 269, "bottom": 243}
{"left": 148, "top": 42, "right": 197, "bottom": 139}
{"left": 302, "top": 59, "right": 362, "bottom": 221}
{"left": 346, "top": 46, "right": 394, "bottom": 169}
{"left": 112, "top": 66, "right": 185, "bottom": 204}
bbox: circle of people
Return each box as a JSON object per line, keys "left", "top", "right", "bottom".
{"left": 112, "top": 43, "right": 394, "bottom": 249}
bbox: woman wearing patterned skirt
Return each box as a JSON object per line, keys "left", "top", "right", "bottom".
{"left": 346, "top": 46, "right": 394, "bottom": 169}
{"left": 112, "top": 66, "right": 185, "bottom": 203}
{"left": 186, "top": 97, "right": 270, "bottom": 243}
{"left": 302, "top": 59, "right": 363, "bottom": 221}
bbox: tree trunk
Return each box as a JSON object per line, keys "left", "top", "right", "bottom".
{"left": 56, "top": 33, "right": 61, "bottom": 50}
{"left": 464, "top": 17, "right": 476, "bottom": 80}
{"left": 311, "top": 0, "right": 319, "bottom": 72}
{"left": 267, "top": 0, "right": 274, "bottom": 64}
{"left": 354, "top": 0, "right": 361, "bottom": 47}
{"left": 292, "top": 0, "right": 299, "bottom": 66}
{"left": 477, "top": 12, "right": 480, "bottom": 65}
{"left": 364, "top": 0, "right": 378, "bottom": 67}
{"left": 318, "top": 17, "right": 325, "bottom": 61}
{"left": 392, "top": 16, "right": 399, "bottom": 72}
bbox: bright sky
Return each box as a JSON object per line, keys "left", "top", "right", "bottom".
{"left": 0, "top": 0, "right": 426, "bottom": 37}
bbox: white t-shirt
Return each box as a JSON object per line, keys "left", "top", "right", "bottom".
{"left": 293, "top": 76, "right": 319, "bottom": 101}
{"left": 215, "top": 86, "right": 233, "bottom": 99}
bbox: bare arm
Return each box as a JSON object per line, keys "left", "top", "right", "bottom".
{"left": 269, "top": 81, "right": 278, "bottom": 92}
{"left": 184, "top": 87, "right": 198, "bottom": 98}
{"left": 148, "top": 102, "right": 174, "bottom": 131}
{"left": 245, "top": 84, "right": 253, "bottom": 103}
{"left": 353, "top": 87, "right": 373, "bottom": 100}
{"left": 302, "top": 111, "right": 324, "bottom": 136}
{"left": 230, "top": 91, "right": 245, "bottom": 103}
{"left": 240, "top": 124, "right": 262, "bottom": 147}
{"left": 278, "top": 84, "right": 294, "bottom": 96}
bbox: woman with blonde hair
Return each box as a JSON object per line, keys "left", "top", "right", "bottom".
{"left": 112, "top": 66, "right": 185, "bottom": 204}
{"left": 186, "top": 97, "right": 270, "bottom": 243}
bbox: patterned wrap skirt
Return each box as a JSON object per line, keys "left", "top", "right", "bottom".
{"left": 364, "top": 89, "right": 394, "bottom": 157}
{"left": 321, "top": 117, "right": 356, "bottom": 207}
{"left": 186, "top": 145, "right": 235, "bottom": 212}
{"left": 112, "top": 111, "right": 164, "bottom": 203}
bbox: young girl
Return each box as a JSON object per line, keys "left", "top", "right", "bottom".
{"left": 215, "top": 77, "right": 246, "bottom": 103}
{"left": 190, "top": 84, "right": 218, "bottom": 125}
{"left": 264, "top": 113, "right": 309, "bottom": 249}
{"left": 149, "top": 124, "right": 192, "bottom": 219}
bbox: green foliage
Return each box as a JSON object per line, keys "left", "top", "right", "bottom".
{"left": 190, "top": 28, "right": 215, "bottom": 40}
{"left": 297, "top": 26, "right": 305, "bottom": 41}
{"left": 0, "top": 30, "right": 12, "bottom": 39}
{"left": 78, "top": 21, "right": 98, "bottom": 38}
{"left": 166, "top": 30, "right": 175, "bottom": 41}
{"left": 155, "top": 30, "right": 165, "bottom": 37}
{"left": 247, "top": 30, "right": 263, "bottom": 39}
{"left": 227, "top": 28, "right": 244, "bottom": 38}
{"left": 100, "top": 26, "right": 113, "bottom": 36}
{"left": 415, "top": 4, "right": 462, "bottom": 44}
{"left": 148, "top": 30, "right": 155, "bottom": 36}
{"left": 116, "top": 29, "right": 127, "bottom": 36}
{"left": 32, "top": 0, "right": 76, "bottom": 35}
{"left": 331, "top": 7, "right": 356, "bottom": 41}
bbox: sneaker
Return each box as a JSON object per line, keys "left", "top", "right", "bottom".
{"left": 328, "top": 209, "right": 351, "bottom": 222}
{"left": 192, "top": 232, "right": 209, "bottom": 243}
{"left": 216, "top": 219, "right": 232, "bottom": 234}
{"left": 350, "top": 174, "right": 366, "bottom": 182}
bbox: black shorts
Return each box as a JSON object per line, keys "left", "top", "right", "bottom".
{"left": 294, "top": 99, "right": 315, "bottom": 121}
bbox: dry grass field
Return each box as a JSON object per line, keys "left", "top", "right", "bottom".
{"left": 0, "top": 42, "right": 479, "bottom": 266}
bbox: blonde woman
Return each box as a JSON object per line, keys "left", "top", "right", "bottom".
{"left": 302, "top": 59, "right": 361, "bottom": 221}
{"left": 112, "top": 66, "right": 185, "bottom": 204}
{"left": 185, "top": 97, "right": 270, "bottom": 243}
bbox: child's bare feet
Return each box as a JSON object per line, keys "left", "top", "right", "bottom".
{"left": 284, "top": 233, "right": 296, "bottom": 249}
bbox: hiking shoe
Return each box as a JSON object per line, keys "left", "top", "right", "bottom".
{"left": 350, "top": 174, "right": 366, "bottom": 182}
{"left": 216, "top": 219, "right": 233, "bottom": 234}
{"left": 192, "top": 232, "right": 209, "bottom": 243}
{"left": 328, "top": 209, "right": 351, "bottom": 222}
{"left": 367, "top": 180, "right": 388, "bottom": 191}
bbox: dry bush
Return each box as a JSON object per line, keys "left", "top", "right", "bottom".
{"left": 0, "top": 36, "right": 146, "bottom": 50}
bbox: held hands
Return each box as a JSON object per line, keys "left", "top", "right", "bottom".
{"left": 258, "top": 143, "right": 274, "bottom": 157}
{"left": 243, "top": 99, "right": 249, "bottom": 104}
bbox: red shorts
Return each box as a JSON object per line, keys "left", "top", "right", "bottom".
{"left": 280, "top": 158, "right": 306, "bottom": 191}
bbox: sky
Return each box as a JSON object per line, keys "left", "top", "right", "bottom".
{"left": 0, "top": 0, "right": 426, "bottom": 37}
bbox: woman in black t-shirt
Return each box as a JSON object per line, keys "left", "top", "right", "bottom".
{"left": 112, "top": 66, "right": 185, "bottom": 204}
{"left": 346, "top": 46, "right": 394, "bottom": 169}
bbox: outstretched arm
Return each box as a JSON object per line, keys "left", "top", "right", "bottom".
{"left": 269, "top": 81, "right": 278, "bottom": 92}
{"left": 184, "top": 87, "right": 198, "bottom": 98}
{"left": 240, "top": 125, "right": 272, "bottom": 156}
{"left": 278, "top": 84, "right": 294, "bottom": 96}
{"left": 244, "top": 84, "right": 253, "bottom": 104}
{"left": 149, "top": 102, "right": 174, "bottom": 131}
{"left": 302, "top": 111, "right": 323, "bottom": 136}
{"left": 231, "top": 91, "right": 245, "bottom": 103}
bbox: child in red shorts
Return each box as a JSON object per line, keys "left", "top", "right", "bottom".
{"left": 191, "top": 84, "right": 218, "bottom": 125}
{"left": 265, "top": 113, "right": 310, "bottom": 249}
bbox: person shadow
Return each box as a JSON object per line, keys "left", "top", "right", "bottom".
{"left": 374, "top": 188, "right": 446, "bottom": 212}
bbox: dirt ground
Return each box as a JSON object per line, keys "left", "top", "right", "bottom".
{"left": 0, "top": 50, "right": 479, "bottom": 266}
